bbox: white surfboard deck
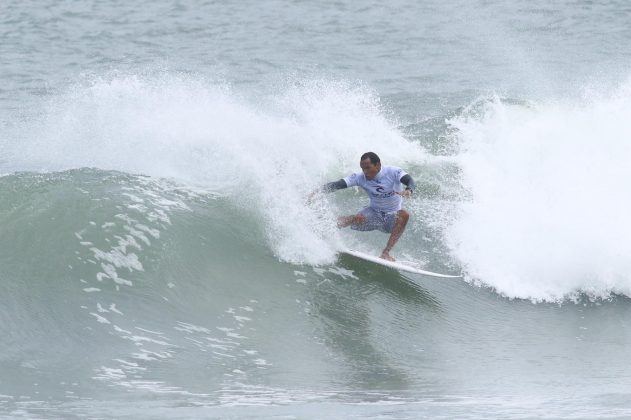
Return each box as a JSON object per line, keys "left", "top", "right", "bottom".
{"left": 340, "top": 249, "right": 462, "bottom": 279}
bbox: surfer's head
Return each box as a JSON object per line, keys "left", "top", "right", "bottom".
{"left": 360, "top": 152, "right": 381, "bottom": 180}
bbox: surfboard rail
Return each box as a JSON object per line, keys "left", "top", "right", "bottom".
{"left": 340, "top": 249, "right": 462, "bottom": 279}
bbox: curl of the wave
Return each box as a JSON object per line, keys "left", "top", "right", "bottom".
{"left": 447, "top": 83, "right": 631, "bottom": 302}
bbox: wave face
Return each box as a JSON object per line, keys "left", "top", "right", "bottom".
{"left": 0, "top": 168, "right": 459, "bottom": 414}
{"left": 1, "top": 168, "right": 630, "bottom": 420}
{"left": 447, "top": 83, "right": 631, "bottom": 301}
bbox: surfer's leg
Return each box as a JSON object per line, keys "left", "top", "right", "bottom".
{"left": 338, "top": 207, "right": 379, "bottom": 230}
{"left": 336, "top": 214, "right": 366, "bottom": 228}
{"left": 380, "top": 209, "right": 409, "bottom": 261}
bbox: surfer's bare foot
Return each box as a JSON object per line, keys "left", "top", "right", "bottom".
{"left": 380, "top": 251, "right": 395, "bottom": 261}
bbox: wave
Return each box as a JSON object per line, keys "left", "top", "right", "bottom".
{"left": 7, "top": 71, "right": 631, "bottom": 303}
{"left": 0, "top": 168, "right": 455, "bottom": 403}
{"left": 2, "top": 73, "right": 431, "bottom": 265}
{"left": 447, "top": 82, "right": 631, "bottom": 301}
{"left": 0, "top": 169, "right": 295, "bottom": 392}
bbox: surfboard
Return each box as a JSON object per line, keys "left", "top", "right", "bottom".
{"left": 340, "top": 249, "right": 462, "bottom": 278}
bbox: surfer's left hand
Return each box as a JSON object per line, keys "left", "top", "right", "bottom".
{"left": 397, "top": 190, "right": 412, "bottom": 198}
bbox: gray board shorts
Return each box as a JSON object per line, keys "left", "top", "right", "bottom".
{"left": 351, "top": 207, "right": 399, "bottom": 233}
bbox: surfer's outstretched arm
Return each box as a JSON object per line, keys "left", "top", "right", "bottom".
{"left": 321, "top": 179, "right": 348, "bottom": 193}
{"left": 307, "top": 179, "right": 348, "bottom": 203}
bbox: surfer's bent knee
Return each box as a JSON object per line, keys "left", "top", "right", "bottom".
{"left": 337, "top": 214, "right": 366, "bottom": 229}
{"left": 352, "top": 214, "right": 367, "bottom": 226}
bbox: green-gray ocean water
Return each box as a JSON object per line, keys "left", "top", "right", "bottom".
{"left": 3, "top": 1, "right": 631, "bottom": 418}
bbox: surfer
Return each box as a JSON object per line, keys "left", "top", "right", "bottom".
{"left": 312, "top": 152, "right": 415, "bottom": 261}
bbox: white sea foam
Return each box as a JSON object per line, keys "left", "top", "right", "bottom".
{"left": 90, "top": 313, "right": 110, "bottom": 324}
{"left": 12, "top": 74, "right": 427, "bottom": 265}
{"left": 447, "top": 83, "right": 631, "bottom": 301}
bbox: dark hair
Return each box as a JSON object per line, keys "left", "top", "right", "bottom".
{"left": 360, "top": 152, "right": 380, "bottom": 165}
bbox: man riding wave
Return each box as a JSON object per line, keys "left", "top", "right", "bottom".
{"left": 312, "top": 152, "right": 415, "bottom": 261}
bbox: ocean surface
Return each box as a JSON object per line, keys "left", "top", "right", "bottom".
{"left": 2, "top": 1, "right": 631, "bottom": 418}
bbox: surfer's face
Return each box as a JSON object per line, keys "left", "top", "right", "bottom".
{"left": 360, "top": 159, "right": 381, "bottom": 180}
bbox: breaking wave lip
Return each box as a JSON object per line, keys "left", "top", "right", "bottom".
{"left": 447, "top": 83, "right": 631, "bottom": 302}
{"left": 3, "top": 72, "right": 430, "bottom": 266}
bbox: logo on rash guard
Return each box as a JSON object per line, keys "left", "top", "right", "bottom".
{"left": 371, "top": 185, "right": 394, "bottom": 198}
